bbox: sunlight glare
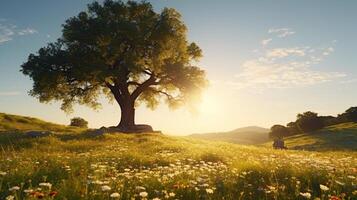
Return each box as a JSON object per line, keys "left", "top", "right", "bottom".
{"left": 198, "top": 92, "right": 219, "bottom": 115}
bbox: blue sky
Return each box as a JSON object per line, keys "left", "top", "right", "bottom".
{"left": 0, "top": 0, "right": 356, "bottom": 134}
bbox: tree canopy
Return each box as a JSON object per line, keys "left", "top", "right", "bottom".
{"left": 296, "top": 111, "right": 324, "bottom": 133}
{"left": 21, "top": 0, "right": 207, "bottom": 130}
{"left": 269, "top": 124, "right": 290, "bottom": 139}
{"left": 340, "top": 107, "right": 357, "bottom": 122}
{"left": 70, "top": 117, "right": 88, "bottom": 128}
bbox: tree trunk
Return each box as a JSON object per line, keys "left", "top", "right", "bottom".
{"left": 107, "top": 79, "right": 154, "bottom": 133}
{"left": 118, "top": 100, "right": 135, "bottom": 129}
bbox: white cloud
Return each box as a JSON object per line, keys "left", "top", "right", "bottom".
{"left": 261, "top": 38, "right": 272, "bottom": 46}
{"left": 322, "top": 47, "right": 334, "bottom": 56}
{"left": 0, "top": 24, "right": 15, "bottom": 43}
{"left": 232, "top": 59, "right": 345, "bottom": 89}
{"left": 266, "top": 47, "right": 306, "bottom": 58}
{"left": 231, "top": 33, "right": 345, "bottom": 89}
{"left": 18, "top": 28, "right": 38, "bottom": 35}
{"left": 0, "top": 21, "right": 37, "bottom": 44}
{"left": 269, "top": 28, "right": 295, "bottom": 38}
{"left": 340, "top": 79, "right": 357, "bottom": 84}
{"left": 0, "top": 91, "right": 21, "bottom": 96}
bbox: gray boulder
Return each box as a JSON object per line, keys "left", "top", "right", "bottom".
{"left": 109, "top": 124, "right": 154, "bottom": 133}
{"left": 132, "top": 124, "right": 154, "bottom": 133}
{"left": 86, "top": 124, "right": 157, "bottom": 136}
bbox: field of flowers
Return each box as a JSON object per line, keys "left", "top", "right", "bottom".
{"left": 0, "top": 132, "right": 356, "bottom": 200}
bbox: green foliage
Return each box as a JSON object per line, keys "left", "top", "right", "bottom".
{"left": 70, "top": 117, "right": 88, "bottom": 128}
{"left": 296, "top": 111, "right": 324, "bottom": 133}
{"left": 269, "top": 124, "right": 290, "bottom": 139}
{"left": 319, "top": 115, "right": 340, "bottom": 127}
{"left": 286, "top": 121, "right": 300, "bottom": 135}
{"left": 339, "top": 107, "right": 357, "bottom": 122}
{"left": 21, "top": 0, "right": 207, "bottom": 117}
{"left": 284, "top": 106, "right": 357, "bottom": 136}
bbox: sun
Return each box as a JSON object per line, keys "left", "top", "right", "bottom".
{"left": 198, "top": 92, "right": 219, "bottom": 115}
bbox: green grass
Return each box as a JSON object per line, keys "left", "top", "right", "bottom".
{"left": 271, "top": 122, "right": 357, "bottom": 151}
{"left": 190, "top": 126, "right": 270, "bottom": 145}
{"left": 0, "top": 113, "right": 84, "bottom": 133}
{"left": 0, "top": 114, "right": 356, "bottom": 199}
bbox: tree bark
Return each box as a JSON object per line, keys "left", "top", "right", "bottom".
{"left": 106, "top": 73, "right": 157, "bottom": 132}
{"left": 118, "top": 100, "right": 135, "bottom": 129}
{"left": 106, "top": 82, "right": 136, "bottom": 130}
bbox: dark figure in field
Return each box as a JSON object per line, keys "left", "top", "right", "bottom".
{"left": 273, "top": 138, "right": 288, "bottom": 149}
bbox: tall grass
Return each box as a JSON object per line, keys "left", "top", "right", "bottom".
{"left": 0, "top": 132, "right": 356, "bottom": 199}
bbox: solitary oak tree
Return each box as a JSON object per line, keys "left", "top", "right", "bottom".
{"left": 21, "top": 0, "right": 207, "bottom": 131}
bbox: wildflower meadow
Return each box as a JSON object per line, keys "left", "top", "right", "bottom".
{"left": 0, "top": 132, "right": 356, "bottom": 199}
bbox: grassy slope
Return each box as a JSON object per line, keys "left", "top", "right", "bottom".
{"left": 271, "top": 122, "right": 357, "bottom": 151}
{"left": 0, "top": 114, "right": 356, "bottom": 199}
{"left": 0, "top": 113, "right": 83, "bottom": 133}
{"left": 0, "top": 132, "right": 356, "bottom": 199}
{"left": 189, "top": 126, "right": 270, "bottom": 145}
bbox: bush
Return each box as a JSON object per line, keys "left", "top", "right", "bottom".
{"left": 296, "top": 111, "right": 324, "bottom": 133}
{"left": 269, "top": 124, "right": 290, "bottom": 139}
{"left": 286, "top": 122, "right": 300, "bottom": 135}
{"left": 70, "top": 117, "right": 88, "bottom": 128}
{"left": 319, "top": 116, "right": 339, "bottom": 127}
{"left": 339, "top": 107, "right": 357, "bottom": 122}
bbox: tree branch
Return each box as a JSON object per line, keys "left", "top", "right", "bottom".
{"left": 127, "top": 81, "right": 141, "bottom": 86}
{"left": 105, "top": 81, "right": 124, "bottom": 106}
{"left": 131, "top": 73, "right": 157, "bottom": 100}
{"left": 156, "top": 90, "right": 174, "bottom": 100}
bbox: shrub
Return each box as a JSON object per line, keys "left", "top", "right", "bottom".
{"left": 296, "top": 111, "right": 324, "bottom": 133}
{"left": 286, "top": 122, "right": 300, "bottom": 135}
{"left": 339, "top": 107, "right": 357, "bottom": 122}
{"left": 269, "top": 124, "right": 290, "bottom": 139}
{"left": 70, "top": 117, "right": 88, "bottom": 128}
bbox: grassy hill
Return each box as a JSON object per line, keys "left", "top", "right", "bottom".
{"left": 189, "top": 126, "right": 270, "bottom": 145}
{"left": 0, "top": 112, "right": 83, "bottom": 133}
{"left": 265, "top": 122, "right": 357, "bottom": 151}
{"left": 0, "top": 114, "right": 356, "bottom": 199}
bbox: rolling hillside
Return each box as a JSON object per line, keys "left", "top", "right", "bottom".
{"left": 189, "top": 126, "right": 270, "bottom": 145}
{"left": 0, "top": 114, "right": 356, "bottom": 199}
{"left": 0, "top": 112, "right": 83, "bottom": 132}
{"left": 2, "top": 112, "right": 356, "bottom": 152}
{"left": 280, "top": 122, "right": 357, "bottom": 151}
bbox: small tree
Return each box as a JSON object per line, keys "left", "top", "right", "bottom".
{"left": 319, "top": 115, "right": 338, "bottom": 127}
{"left": 296, "top": 111, "right": 324, "bottom": 133}
{"left": 286, "top": 121, "right": 300, "bottom": 135}
{"left": 21, "top": 0, "right": 207, "bottom": 131}
{"left": 269, "top": 124, "right": 289, "bottom": 139}
{"left": 70, "top": 117, "right": 88, "bottom": 128}
{"left": 340, "top": 107, "right": 357, "bottom": 122}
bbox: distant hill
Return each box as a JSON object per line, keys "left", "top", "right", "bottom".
{"left": 278, "top": 122, "right": 357, "bottom": 151}
{"left": 0, "top": 113, "right": 83, "bottom": 132}
{"left": 189, "top": 126, "right": 270, "bottom": 145}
